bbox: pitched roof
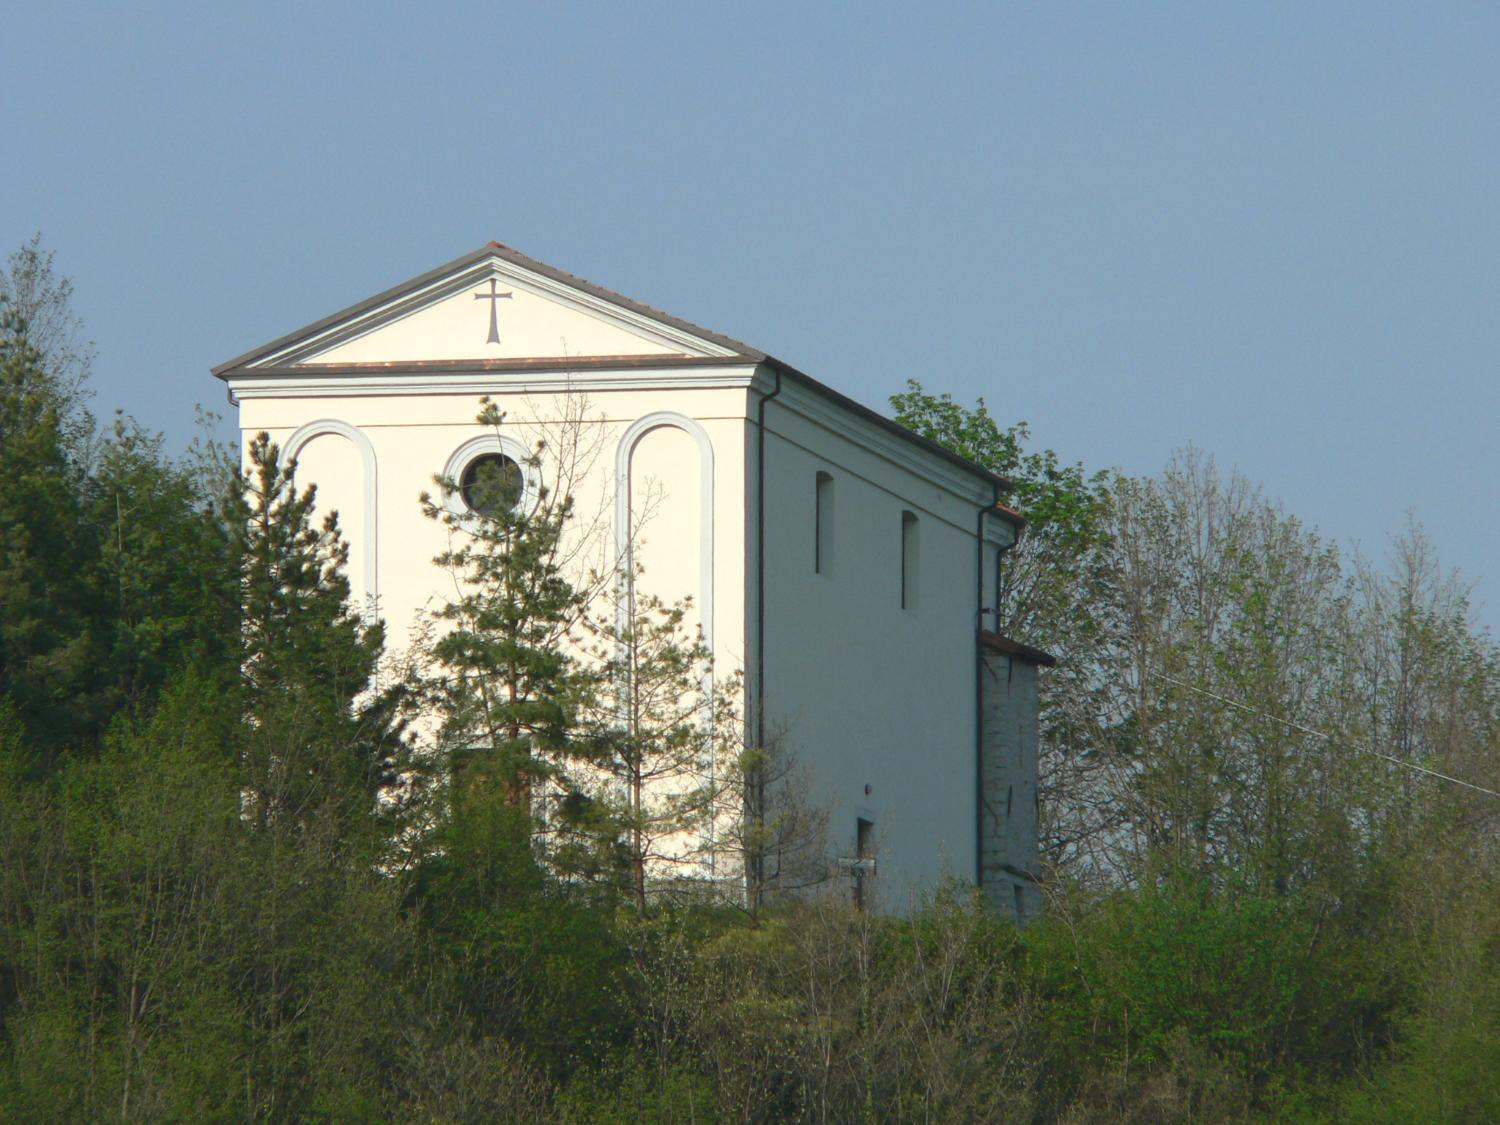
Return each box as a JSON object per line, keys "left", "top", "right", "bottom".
{"left": 213, "top": 241, "right": 1017, "bottom": 495}
{"left": 979, "top": 631, "right": 1057, "bottom": 667}
{"left": 211, "top": 241, "right": 761, "bottom": 376}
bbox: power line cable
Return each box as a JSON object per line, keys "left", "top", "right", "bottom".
{"left": 1154, "top": 672, "right": 1500, "bottom": 800}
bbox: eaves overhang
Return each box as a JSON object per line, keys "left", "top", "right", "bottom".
{"left": 224, "top": 354, "right": 742, "bottom": 379}
{"left": 979, "top": 631, "right": 1057, "bottom": 667}
{"left": 759, "top": 356, "right": 1017, "bottom": 497}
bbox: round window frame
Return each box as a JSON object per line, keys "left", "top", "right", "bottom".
{"left": 458, "top": 452, "right": 525, "bottom": 518}
{"left": 442, "top": 434, "right": 540, "bottom": 525}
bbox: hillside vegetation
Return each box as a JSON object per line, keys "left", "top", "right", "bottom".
{"left": 3, "top": 243, "right": 1499, "bottom": 1122}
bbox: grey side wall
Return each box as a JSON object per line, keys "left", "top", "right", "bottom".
{"left": 756, "top": 398, "right": 995, "bottom": 906}
{"left": 979, "top": 650, "right": 1043, "bottom": 921}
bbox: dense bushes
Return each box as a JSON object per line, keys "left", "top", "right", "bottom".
{"left": 6, "top": 247, "right": 1500, "bottom": 1120}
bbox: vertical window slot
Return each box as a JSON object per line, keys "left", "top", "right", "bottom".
{"left": 901, "top": 510, "right": 919, "bottom": 609}
{"left": 815, "top": 471, "right": 834, "bottom": 575}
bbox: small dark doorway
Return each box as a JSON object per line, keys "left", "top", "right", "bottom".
{"left": 854, "top": 817, "right": 875, "bottom": 910}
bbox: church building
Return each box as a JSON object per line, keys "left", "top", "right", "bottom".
{"left": 213, "top": 242, "right": 1048, "bottom": 917}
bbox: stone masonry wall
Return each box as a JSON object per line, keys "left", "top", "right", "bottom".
{"left": 979, "top": 650, "right": 1042, "bottom": 921}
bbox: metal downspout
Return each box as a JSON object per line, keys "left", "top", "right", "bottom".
{"left": 756, "top": 364, "right": 783, "bottom": 746}
{"left": 752, "top": 365, "right": 783, "bottom": 902}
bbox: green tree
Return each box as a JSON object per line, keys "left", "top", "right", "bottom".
{"left": 890, "top": 380, "right": 1119, "bottom": 878}
{"left": 889, "top": 379, "right": 1112, "bottom": 647}
{"left": 0, "top": 305, "right": 104, "bottom": 759}
{"left": 582, "top": 594, "right": 740, "bottom": 914}
{"left": 0, "top": 240, "right": 235, "bottom": 760}
{"left": 0, "top": 234, "right": 96, "bottom": 459}
{"left": 421, "top": 399, "right": 599, "bottom": 833}
{"left": 0, "top": 244, "right": 514, "bottom": 1120}
{"left": 216, "top": 433, "right": 416, "bottom": 1118}
{"left": 408, "top": 399, "right": 638, "bottom": 1082}
{"left": 233, "top": 431, "right": 407, "bottom": 834}
{"left": 90, "top": 413, "right": 240, "bottom": 716}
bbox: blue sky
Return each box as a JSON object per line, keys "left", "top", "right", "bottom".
{"left": 4, "top": 3, "right": 1498, "bottom": 625}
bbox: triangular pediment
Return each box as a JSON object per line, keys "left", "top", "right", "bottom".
{"left": 214, "top": 242, "right": 763, "bottom": 376}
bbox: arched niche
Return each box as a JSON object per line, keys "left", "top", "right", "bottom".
{"left": 614, "top": 412, "right": 716, "bottom": 660}
{"left": 284, "top": 419, "right": 379, "bottom": 616}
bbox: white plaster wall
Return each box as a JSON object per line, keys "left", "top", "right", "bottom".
{"left": 285, "top": 431, "right": 369, "bottom": 611}
{"left": 627, "top": 423, "right": 703, "bottom": 632}
{"left": 313, "top": 283, "right": 680, "bottom": 365}
{"left": 757, "top": 389, "right": 1012, "bottom": 907}
{"left": 237, "top": 386, "right": 750, "bottom": 691}
{"left": 236, "top": 369, "right": 1017, "bottom": 909}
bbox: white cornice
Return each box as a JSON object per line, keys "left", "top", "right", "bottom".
{"left": 227, "top": 364, "right": 763, "bottom": 400}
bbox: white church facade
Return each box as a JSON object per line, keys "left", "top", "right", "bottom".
{"left": 214, "top": 242, "right": 1048, "bottom": 916}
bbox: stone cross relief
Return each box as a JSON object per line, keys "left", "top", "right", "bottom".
{"left": 473, "top": 278, "right": 513, "bottom": 345}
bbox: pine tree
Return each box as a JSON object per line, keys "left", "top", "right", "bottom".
{"left": 0, "top": 305, "right": 103, "bottom": 759}
{"left": 90, "top": 413, "right": 240, "bottom": 715}
{"left": 233, "top": 432, "right": 404, "bottom": 833}
{"left": 0, "top": 235, "right": 96, "bottom": 461}
{"left": 1, "top": 243, "right": 237, "bottom": 760}
{"left": 421, "top": 400, "right": 598, "bottom": 830}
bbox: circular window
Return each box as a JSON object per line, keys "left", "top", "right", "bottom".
{"left": 459, "top": 453, "right": 524, "bottom": 517}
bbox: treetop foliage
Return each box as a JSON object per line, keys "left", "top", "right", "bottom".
{"left": 4, "top": 241, "right": 1500, "bottom": 1120}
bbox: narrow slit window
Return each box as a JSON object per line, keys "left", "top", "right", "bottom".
{"left": 815, "top": 471, "right": 834, "bottom": 575}
{"left": 901, "top": 510, "right": 919, "bottom": 609}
